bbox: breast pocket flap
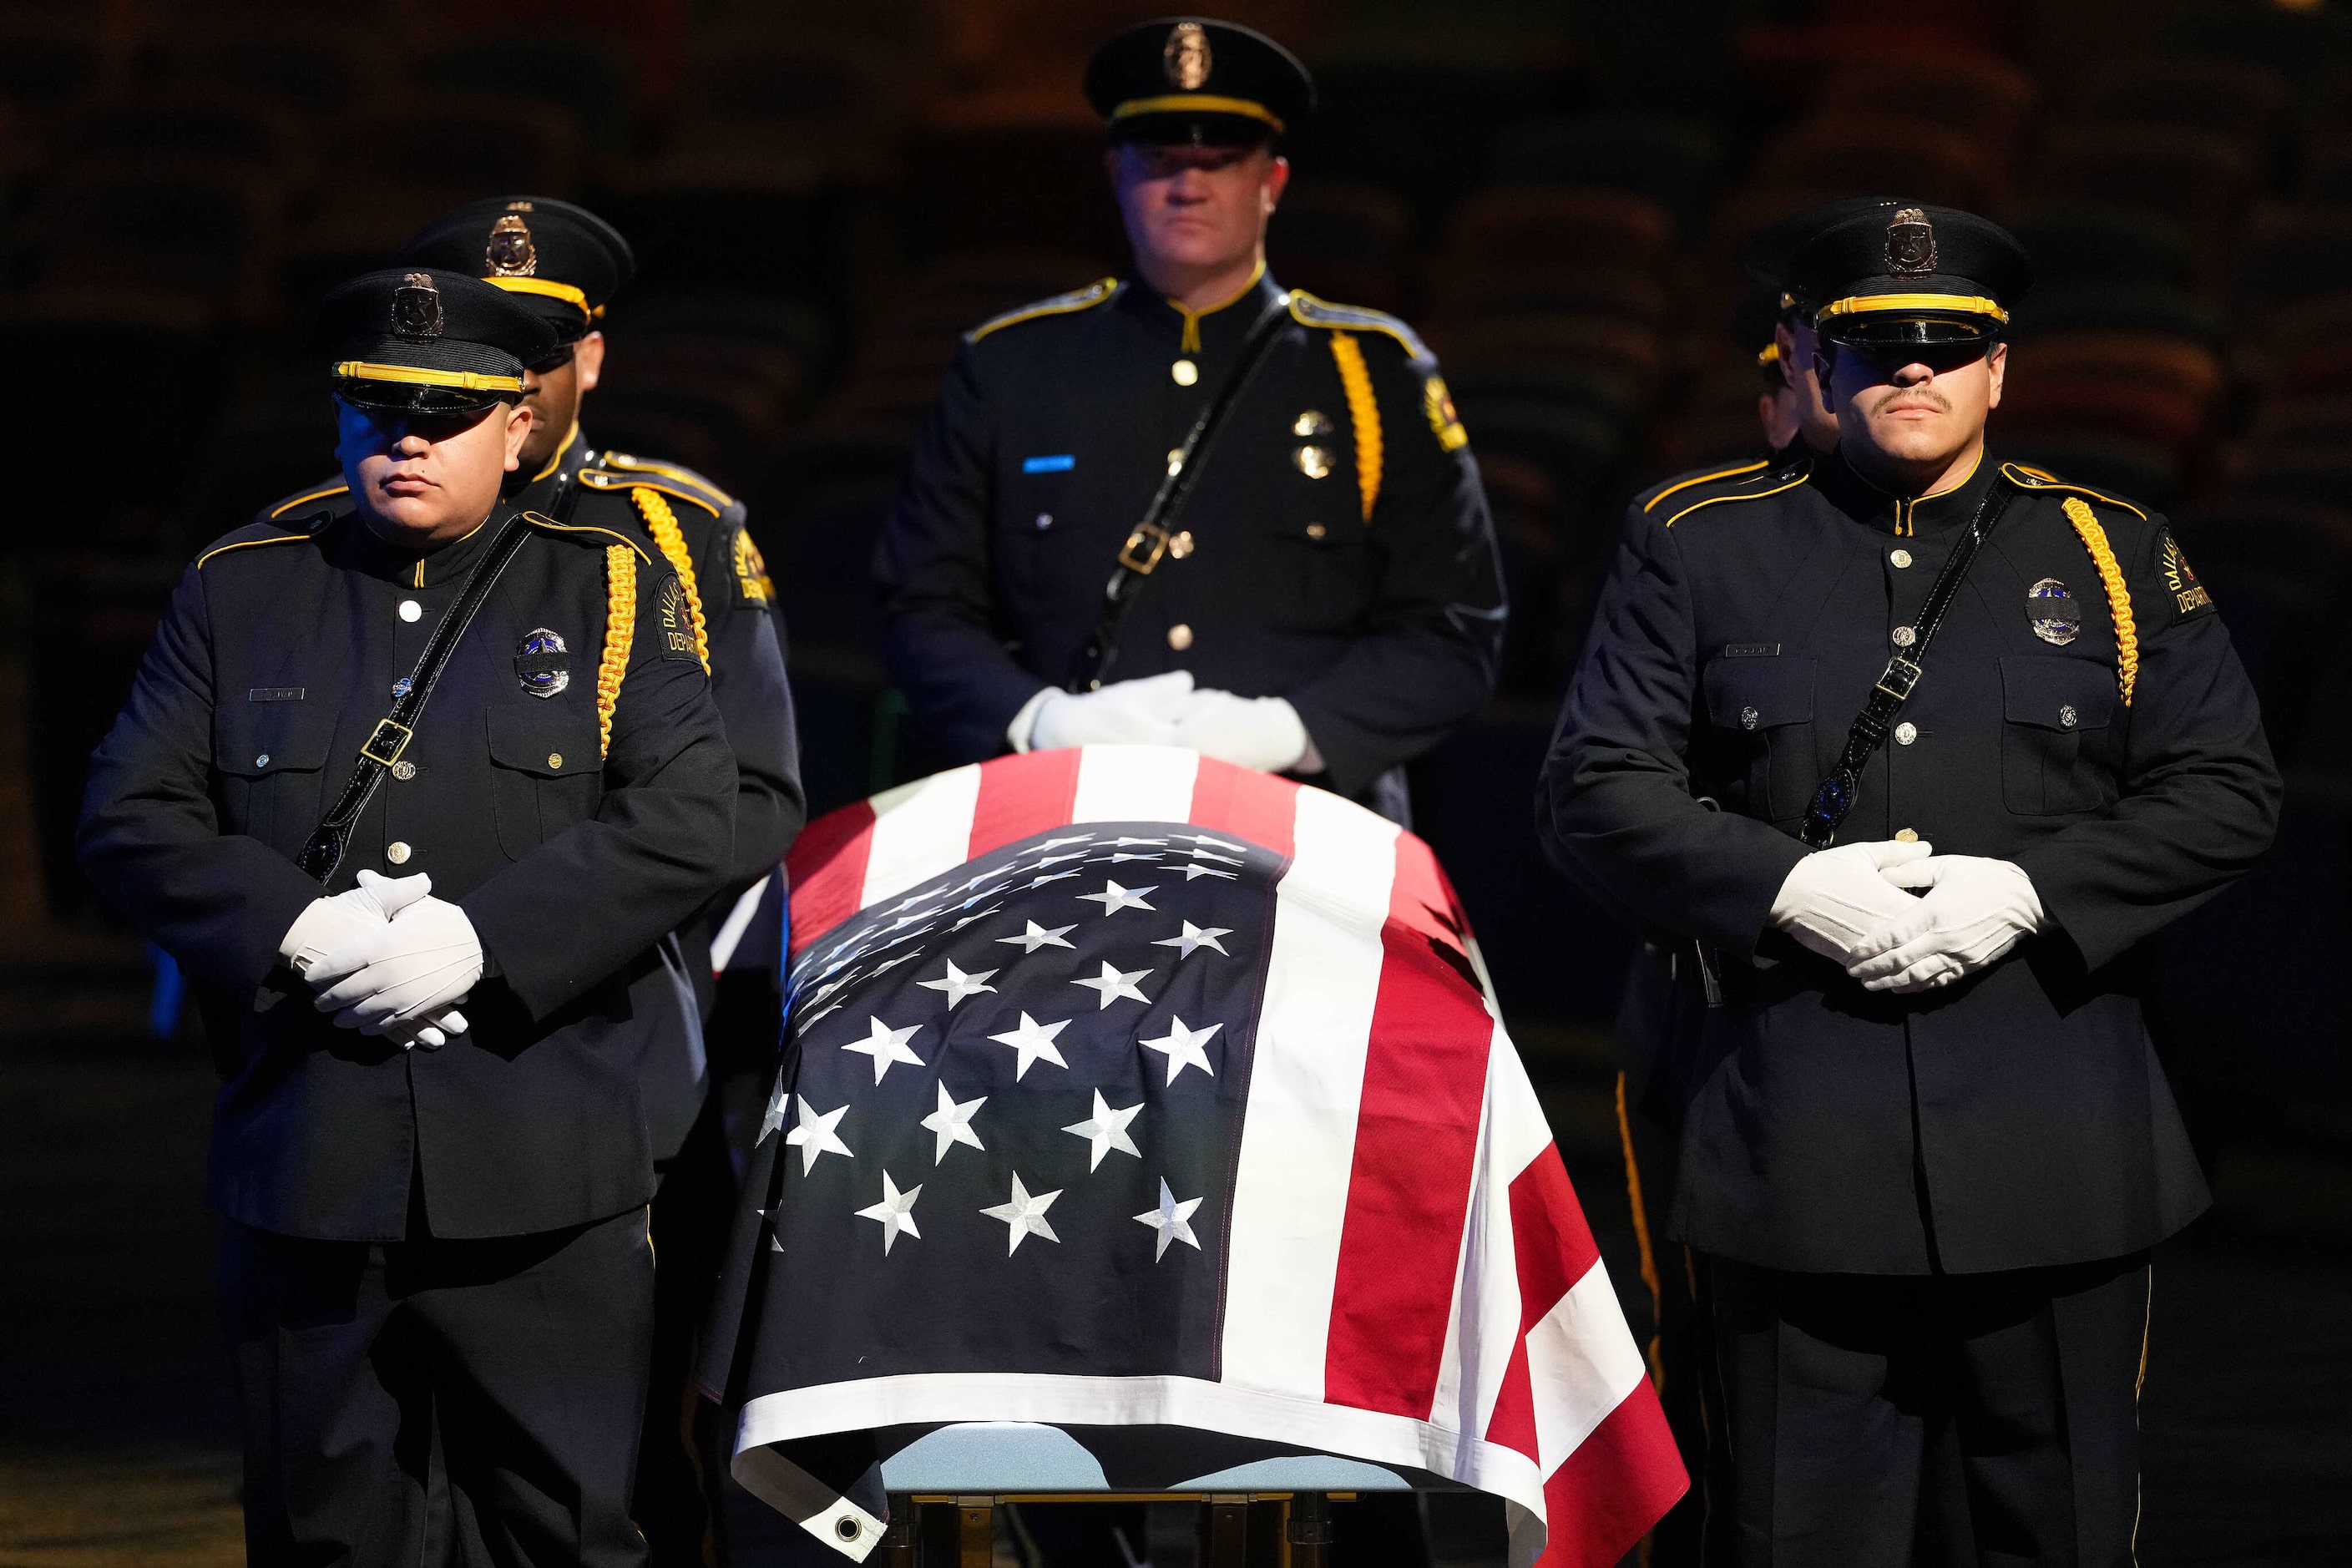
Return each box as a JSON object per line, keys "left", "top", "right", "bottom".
{"left": 486, "top": 705, "right": 599, "bottom": 778}
{"left": 2000, "top": 656, "right": 2117, "bottom": 732}
{"left": 215, "top": 700, "right": 336, "bottom": 777}
{"left": 1704, "top": 655, "right": 1816, "bottom": 731}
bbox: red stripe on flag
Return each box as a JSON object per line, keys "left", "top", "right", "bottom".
{"left": 1531, "top": 1382, "right": 1687, "bottom": 1568}
{"left": 1484, "top": 1331, "right": 1539, "bottom": 1462}
{"left": 784, "top": 799, "right": 876, "bottom": 956}
{"left": 1507, "top": 1144, "right": 1602, "bottom": 1328}
{"left": 968, "top": 749, "right": 1084, "bottom": 860}
{"left": 1181, "top": 756, "right": 1298, "bottom": 859}
{"left": 1323, "top": 923, "right": 1491, "bottom": 1419}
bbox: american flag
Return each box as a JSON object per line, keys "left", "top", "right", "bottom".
{"left": 700, "top": 746, "right": 1684, "bottom": 1566}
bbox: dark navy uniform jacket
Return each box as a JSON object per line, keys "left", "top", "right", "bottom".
{"left": 874, "top": 268, "right": 1505, "bottom": 801}
{"left": 1540, "top": 448, "right": 2280, "bottom": 1275}
{"left": 255, "top": 431, "right": 806, "bottom": 1160}
{"left": 78, "top": 505, "right": 737, "bottom": 1242}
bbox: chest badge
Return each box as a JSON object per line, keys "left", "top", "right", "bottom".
{"left": 515, "top": 628, "right": 569, "bottom": 697}
{"left": 2027, "top": 578, "right": 2080, "bottom": 645}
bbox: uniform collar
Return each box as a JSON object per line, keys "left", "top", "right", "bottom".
{"left": 1120, "top": 260, "right": 1282, "bottom": 354}
{"left": 506, "top": 421, "right": 588, "bottom": 512}
{"left": 337, "top": 503, "right": 521, "bottom": 589}
{"left": 1808, "top": 442, "right": 1993, "bottom": 539}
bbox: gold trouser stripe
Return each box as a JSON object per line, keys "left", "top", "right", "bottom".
{"left": 331, "top": 361, "right": 524, "bottom": 393}
{"left": 1327, "top": 331, "right": 1381, "bottom": 523}
{"left": 1615, "top": 1072, "right": 1666, "bottom": 1393}
{"left": 2064, "top": 497, "right": 2138, "bottom": 707}
{"left": 597, "top": 544, "right": 637, "bottom": 758}
{"left": 1109, "top": 94, "right": 1286, "bottom": 133}
{"left": 483, "top": 275, "right": 593, "bottom": 316}
{"left": 632, "top": 487, "right": 711, "bottom": 676}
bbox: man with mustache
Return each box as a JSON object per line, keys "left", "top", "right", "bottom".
{"left": 79, "top": 269, "right": 737, "bottom": 1565}
{"left": 1540, "top": 205, "right": 2278, "bottom": 1562}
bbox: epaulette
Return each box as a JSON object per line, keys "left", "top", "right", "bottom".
{"left": 520, "top": 510, "right": 653, "bottom": 564}
{"left": 195, "top": 520, "right": 318, "bottom": 570}
{"left": 576, "top": 464, "right": 722, "bottom": 517}
{"left": 590, "top": 450, "right": 736, "bottom": 512}
{"left": 257, "top": 478, "right": 352, "bottom": 530}
{"left": 1654, "top": 453, "right": 1813, "bottom": 528}
{"left": 1996, "top": 462, "right": 2150, "bottom": 520}
{"left": 966, "top": 278, "right": 1120, "bottom": 344}
{"left": 1635, "top": 458, "right": 1773, "bottom": 517}
{"left": 1286, "top": 291, "right": 1429, "bottom": 360}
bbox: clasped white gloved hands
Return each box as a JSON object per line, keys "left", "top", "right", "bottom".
{"left": 1014, "top": 669, "right": 1318, "bottom": 774}
{"left": 280, "top": 870, "right": 480, "bottom": 1048}
{"left": 1770, "top": 841, "right": 2045, "bottom": 994}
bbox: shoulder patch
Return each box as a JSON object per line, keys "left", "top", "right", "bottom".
{"left": 1421, "top": 373, "right": 1469, "bottom": 453}
{"left": 731, "top": 525, "right": 775, "bottom": 608}
{"left": 1660, "top": 457, "right": 1812, "bottom": 527}
{"left": 967, "top": 278, "right": 1120, "bottom": 343}
{"left": 196, "top": 525, "right": 314, "bottom": 570}
{"left": 2157, "top": 529, "right": 2214, "bottom": 621}
{"left": 654, "top": 570, "right": 701, "bottom": 663}
{"left": 575, "top": 468, "right": 721, "bottom": 517}
{"left": 1286, "top": 290, "right": 1429, "bottom": 359}
{"left": 594, "top": 450, "right": 736, "bottom": 509}
{"left": 521, "top": 510, "right": 654, "bottom": 564}
{"left": 1639, "top": 458, "right": 1773, "bottom": 514}
{"left": 1998, "top": 462, "right": 2150, "bottom": 520}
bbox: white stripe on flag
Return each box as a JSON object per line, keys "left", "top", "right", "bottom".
{"left": 1525, "top": 1261, "right": 1648, "bottom": 1474}
{"left": 858, "top": 763, "right": 984, "bottom": 910}
{"left": 1070, "top": 744, "right": 1199, "bottom": 823}
{"left": 1426, "top": 1019, "right": 1520, "bottom": 1460}
{"left": 1219, "top": 786, "right": 1399, "bottom": 1399}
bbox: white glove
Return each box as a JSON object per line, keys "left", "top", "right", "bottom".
{"left": 1848, "top": 856, "right": 2045, "bottom": 994}
{"left": 309, "top": 893, "right": 484, "bottom": 1039}
{"left": 1167, "top": 688, "right": 1313, "bottom": 773}
{"left": 1016, "top": 670, "right": 1195, "bottom": 751}
{"left": 277, "top": 872, "right": 466, "bottom": 1046}
{"left": 1768, "top": 838, "right": 1935, "bottom": 967}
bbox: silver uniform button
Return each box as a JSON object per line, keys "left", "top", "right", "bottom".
{"left": 1894, "top": 722, "right": 1917, "bottom": 746}
{"left": 1740, "top": 706, "right": 1760, "bottom": 731}
{"left": 386, "top": 841, "right": 412, "bottom": 865}
{"left": 2059, "top": 704, "right": 2079, "bottom": 728}
{"left": 1034, "top": 513, "right": 1052, "bottom": 530}
{"left": 1171, "top": 359, "right": 1199, "bottom": 386}
{"left": 1889, "top": 549, "right": 1914, "bottom": 569}
{"left": 255, "top": 753, "right": 270, "bottom": 767}
{"left": 1891, "top": 625, "right": 1917, "bottom": 647}
{"left": 1167, "top": 623, "right": 1194, "bottom": 650}
{"left": 391, "top": 760, "right": 416, "bottom": 781}
{"left": 398, "top": 599, "right": 422, "bottom": 623}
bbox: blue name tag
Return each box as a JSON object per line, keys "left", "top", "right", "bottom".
{"left": 1021, "top": 454, "right": 1075, "bottom": 473}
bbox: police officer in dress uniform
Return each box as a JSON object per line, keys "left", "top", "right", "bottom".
{"left": 1539, "top": 205, "right": 2279, "bottom": 1563}
{"left": 875, "top": 18, "right": 1505, "bottom": 826}
{"left": 79, "top": 269, "right": 738, "bottom": 1565}
{"left": 260, "top": 198, "right": 807, "bottom": 1565}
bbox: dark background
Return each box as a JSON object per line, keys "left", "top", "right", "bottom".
{"left": 1, "top": 0, "right": 2346, "bottom": 1560}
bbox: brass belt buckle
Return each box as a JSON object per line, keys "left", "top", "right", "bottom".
{"left": 1118, "top": 523, "right": 1171, "bottom": 574}
{"left": 360, "top": 718, "right": 413, "bottom": 767}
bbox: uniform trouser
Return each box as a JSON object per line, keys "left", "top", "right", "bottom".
{"left": 220, "top": 1205, "right": 657, "bottom": 1568}
{"left": 1707, "top": 1253, "right": 2151, "bottom": 1568}
{"left": 635, "top": 1094, "right": 741, "bottom": 1566}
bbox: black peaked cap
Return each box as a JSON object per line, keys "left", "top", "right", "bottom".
{"left": 322, "top": 266, "right": 558, "bottom": 414}
{"left": 395, "top": 196, "right": 635, "bottom": 342}
{"left": 1785, "top": 202, "right": 2033, "bottom": 347}
{"left": 1085, "top": 17, "right": 1313, "bottom": 146}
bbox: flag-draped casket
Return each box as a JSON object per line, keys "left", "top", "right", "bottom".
{"left": 700, "top": 746, "right": 1684, "bottom": 1565}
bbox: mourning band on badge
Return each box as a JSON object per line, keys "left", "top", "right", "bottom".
{"left": 517, "top": 628, "right": 569, "bottom": 696}
{"left": 2028, "top": 578, "right": 2080, "bottom": 645}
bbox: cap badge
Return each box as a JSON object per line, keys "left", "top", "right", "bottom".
{"left": 1886, "top": 207, "right": 1937, "bottom": 278}
{"left": 485, "top": 213, "right": 538, "bottom": 277}
{"left": 516, "top": 628, "right": 569, "bottom": 698}
{"left": 391, "top": 271, "right": 443, "bottom": 340}
{"left": 2027, "top": 578, "right": 2080, "bottom": 645}
{"left": 1163, "top": 22, "right": 1211, "bottom": 89}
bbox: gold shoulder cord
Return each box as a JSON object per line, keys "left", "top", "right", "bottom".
{"left": 596, "top": 544, "right": 637, "bottom": 758}
{"left": 2063, "top": 496, "right": 2138, "bottom": 707}
{"left": 1325, "top": 331, "right": 1382, "bottom": 522}
{"left": 630, "top": 487, "right": 711, "bottom": 675}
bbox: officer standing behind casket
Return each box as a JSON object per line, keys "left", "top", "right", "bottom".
{"left": 79, "top": 269, "right": 738, "bottom": 1566}
{"left": 257, "top": 197, "right": 807, "bottom": 1565}
{"left": 875, "top": 18, "right": 1504, "bottom": 823}
{"left": 1539, "top": 205, "right": 2279, "bottom": 1561}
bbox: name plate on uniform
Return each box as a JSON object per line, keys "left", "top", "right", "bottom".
{"left": 1722, "top": 643, "right": 1781, "bottom": 659}
{"left": 248, "top": 687, "right": 306, "bottom": 702}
